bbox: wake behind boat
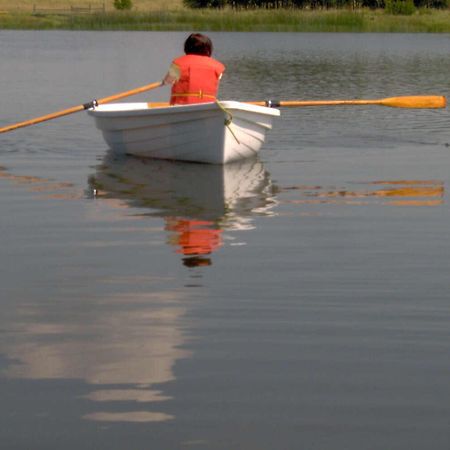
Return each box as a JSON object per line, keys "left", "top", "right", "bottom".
{"left": 87, "top": 101, "right": 280, "bottom": 164}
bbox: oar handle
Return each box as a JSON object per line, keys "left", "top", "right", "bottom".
{"left": 97, "top": 81, "right": 163, "bottom": 105}
{"left": 0, "top": 81, "right": 163, "bottom": 134}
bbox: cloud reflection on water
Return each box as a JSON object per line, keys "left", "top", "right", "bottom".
{"left": 2, "top": 289, "right": 188, "bottom": 423}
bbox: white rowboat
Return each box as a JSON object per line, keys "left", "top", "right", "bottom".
{"left": 88, "top": 101, "right": 280, "bottom": 164}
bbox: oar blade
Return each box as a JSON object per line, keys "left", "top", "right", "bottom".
{"left": 380, "top": 95, "right": 447, "bottom": 109}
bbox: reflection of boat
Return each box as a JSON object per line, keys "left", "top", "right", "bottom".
{"left": 87, "top": 101, "right": 280, "bottom": 164}
{"left": 89, "top": 154, "right": 277, "bottom": 265}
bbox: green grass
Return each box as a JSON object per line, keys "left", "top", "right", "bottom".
{"left": 1, "top": 9, "right": 450, "bottom": 32}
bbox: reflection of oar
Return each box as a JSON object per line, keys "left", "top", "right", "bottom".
{"left": 147, "top": 95, "right": 446, "bottom": 110}
{"left": 0, "top": 81, "right": 163, "bottom": 134}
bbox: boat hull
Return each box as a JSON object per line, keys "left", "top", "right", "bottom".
{"left": 88, "top": 101, "right": 280, "bottom": 164}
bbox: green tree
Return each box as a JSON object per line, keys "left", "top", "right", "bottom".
{"left": 113, "top": 0, "right": 133, "bottom": 10}
{"left": 385, "top": 0, "right": 416, "bottom": 14}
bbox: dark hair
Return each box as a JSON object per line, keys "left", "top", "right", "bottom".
{"left": 184, "top": 33, "right": 213, "bottom": 57}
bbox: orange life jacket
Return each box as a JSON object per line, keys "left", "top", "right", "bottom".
{"left": 170, "top": 54, "right": 225, "bottom": 105}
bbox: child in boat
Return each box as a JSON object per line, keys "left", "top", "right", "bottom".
{"left": 163, "top": 33, "right": 225, "bottom": 105}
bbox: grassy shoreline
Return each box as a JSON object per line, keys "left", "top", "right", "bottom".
{"left": 1, "top": 8, "right": 450, "bottom": 32}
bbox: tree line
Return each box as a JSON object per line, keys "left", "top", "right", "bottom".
{"left": 183, "top": 0, "right": 448, "bottom": 10}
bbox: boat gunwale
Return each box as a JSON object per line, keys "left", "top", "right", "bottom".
{"left": 87, "top": 100, "right": 281, "bottom": 118}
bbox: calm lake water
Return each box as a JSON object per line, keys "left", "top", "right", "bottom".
{"left": 1, "top": 31, "right": 450, "bottom": 450}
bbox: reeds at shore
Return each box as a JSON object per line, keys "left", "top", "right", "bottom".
{"left": 1, "top": 8, "right": 450, "bottom": 32}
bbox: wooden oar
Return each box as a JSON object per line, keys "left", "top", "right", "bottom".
{"left": 0, "top": 81, "right": 163, "bottom": 134}
{"left": 147, "top": 95, "right": 446, "bottom": 110}
{"left": 248, "top": 95, "right": 446, "bottom": 109}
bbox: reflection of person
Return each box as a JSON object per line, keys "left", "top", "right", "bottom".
{"left": 166, "top": 217, "right": 223, "bottom": 257}
{"left": 163, "top": 33, "right": 225, "bottom": 105}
